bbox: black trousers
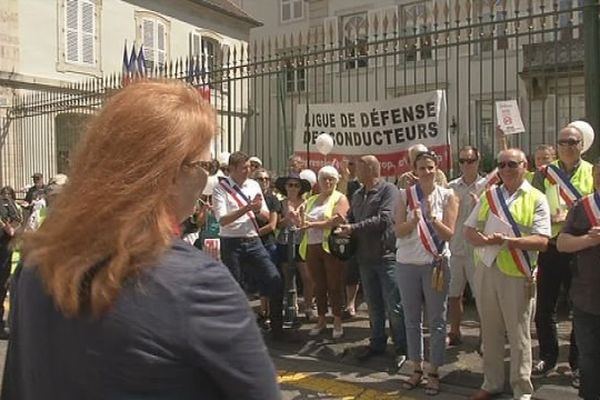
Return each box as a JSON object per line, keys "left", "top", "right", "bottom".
{"left": 535, "top": 242, "right": 578, "bottom": 369}
{"left": 573, "top": 306, "right": 600, "bottom": 400}
{"left": 0, "top": 243, "right": 12, "bottom": 327}
{"left": 220, "top": 237, "right": 284, "bottom": 332}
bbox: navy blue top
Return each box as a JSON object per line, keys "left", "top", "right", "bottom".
{"left": 2, "top": 239, "right": 280, "bottom": 400}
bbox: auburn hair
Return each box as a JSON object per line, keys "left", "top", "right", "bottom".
{"left": 21, "top": 80, "right": 216, "bottom": 318}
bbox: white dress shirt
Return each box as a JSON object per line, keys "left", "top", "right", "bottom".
{"left": 212, "top": 176, "right": 269, "bottom": 238}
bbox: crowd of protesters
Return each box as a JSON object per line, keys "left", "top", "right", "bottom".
{"left": 0, "top": 80, "right": 598, "bottom": 400}
{"left": 183, "top": 122, "right": 598, "bottom": 400}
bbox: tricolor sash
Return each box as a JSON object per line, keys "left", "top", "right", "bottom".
{"left": 581, "top": 192, "right": 600, "bottom": 226}
{"left": 485, "top": 186, "right": 534, "bottom": 278}
{"left": 218, "top": 177, "right": 260, "bottom": 232}
{"left": 542, "top": 164, "right": 582, "bottom": 207}
{"left": 406, "top": 184, "right": 444, "bottom": 256}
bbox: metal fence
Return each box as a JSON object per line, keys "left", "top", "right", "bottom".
{"left": 1, "top": 0, "right": 598, "bottom": 189}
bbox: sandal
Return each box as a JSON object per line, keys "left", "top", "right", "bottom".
{"left": 425, "top": 373, "right": 440, "bottom": 396}
{"left": 401, "top": 370, "right": 423, "bottom": 390}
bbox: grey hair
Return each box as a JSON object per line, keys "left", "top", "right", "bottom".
{"left": 318, "top": 165, "right": 340, "bottom": 181}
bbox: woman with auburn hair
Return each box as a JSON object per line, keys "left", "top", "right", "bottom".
{"left": 2, "top": 81, "right": 280, "bottom": 400}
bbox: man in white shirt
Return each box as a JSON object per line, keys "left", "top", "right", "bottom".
{"left": 212, "top": 152, "right": 285, "bottom": 339}
{"left": 447, "top": 146, "right": 487, "bottom": 345}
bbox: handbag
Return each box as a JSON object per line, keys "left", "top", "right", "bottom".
{"left": 328, "top": 229, "right": 356, "bottom": 261}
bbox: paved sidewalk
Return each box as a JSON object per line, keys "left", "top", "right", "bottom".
{"left": 264, "top": 300, "right": 580, "bottom": 399}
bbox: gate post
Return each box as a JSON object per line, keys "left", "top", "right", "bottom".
{"left": 583, "top": 0, "right": 600, "bottom": 158}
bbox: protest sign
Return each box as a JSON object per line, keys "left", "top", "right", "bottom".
{"left": 495, "top": 100, "right": 525, "bottom": 135}
{"left": 294, "top": 90, "right": 448, "bottom": 176}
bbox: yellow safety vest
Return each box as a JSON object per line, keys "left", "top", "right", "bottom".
{"left": 476, "top": 185, "right": 545, "bottom": 278}
{"left": 544, "top": 159, "right": 593, "bottom": 236}
{"left": 525, "top": 170, "right": 534, "bottom": 184}
{"left": 299, "top": 190, "right": 343, "bottom": 260}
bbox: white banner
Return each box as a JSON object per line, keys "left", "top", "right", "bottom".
{"left": 294, "top": 90, "right": 448, "bottom": 176}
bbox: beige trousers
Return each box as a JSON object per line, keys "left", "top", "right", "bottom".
{"left": 473, "top": 264, "right": 535, "bottom": 400}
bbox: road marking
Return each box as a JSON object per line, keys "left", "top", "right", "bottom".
{"left": 278, "top": 370, "right": 415, "bottom": 400}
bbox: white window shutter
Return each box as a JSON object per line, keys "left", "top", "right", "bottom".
{"left": 323, "top": 16, "right": 339, "bottom": 72}
{"left": 142, "top": 19, "right": 155, "bottom": 66}
{"left": 157, "top": 22, "right": 166, "bottom": 66}
{"left": 65, "top": 0, "right": 79, "bottom": 63}
{"left": 191, "top": 32, "right": 202, "bottom": 57}
{"left": 81, "top": 0, "right": 95, "bottom": 64}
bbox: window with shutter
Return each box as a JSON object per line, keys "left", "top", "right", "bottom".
{"left": 63, "top": 0, "right": 97, "bottom": 66}
{"left": 281, "top": 0, "right": 304, "bottom": 23}
{"left": 137, "top": 13, "right": 169, "bottom": 71}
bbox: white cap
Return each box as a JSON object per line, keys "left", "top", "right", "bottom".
{"left": 217, "top": 152, "right": 230, "bottom": 167}
{"left": 248, "top": 156, "right": 262, "bottom": 166}
{"left": 567, "top": 120, "right": 595, "bottom": 153}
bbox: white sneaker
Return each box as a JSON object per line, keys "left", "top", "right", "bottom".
{"left": 332, "top": 327, "right": 344, "bottom": 339}
{"left": 308, "top": 324, "right": 326, "bottom": 337}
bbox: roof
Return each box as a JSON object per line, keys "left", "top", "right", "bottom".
{"left": 188, "top": 0, "right": 262, "bottom": 27}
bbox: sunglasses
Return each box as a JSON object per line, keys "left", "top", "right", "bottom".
{"left": 497, "top": 160, "right": 523, "bottom": 169}
{"left": 458, "top": 158, "right": 478, "bottom": 164}
{"left": 558, "top": 138, "right": 581, "bottom": 147}
{"left": 255, "top": 177, "right": 270, "bottom": 182}
{"left": 286, "top": 182, "right": 300, "bottom": 188}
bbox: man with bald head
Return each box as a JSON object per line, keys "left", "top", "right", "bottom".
{"left": 533, "top": 123, "right": 594, "bottom": 380}
{"left": 338, "top": 155, "right": 407, "bottom": 371}
{"left": 465, "top": 148, "right": 551, "bottom": 400}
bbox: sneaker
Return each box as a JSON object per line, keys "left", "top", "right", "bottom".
{"left": 571, "top": 369, "right": 580, "bottom": 389}
{"left": 391, "top": 354, "right": 407, "bottom": 373}
{"left": 531, "top": 360, "right": 556, "bottom": 377}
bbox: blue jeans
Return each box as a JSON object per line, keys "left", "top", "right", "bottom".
{"left": 573, "top": 306, "right": 600, "bottom": 400}
{"left": 220, "top": 237, "right": 282, "bottom": 298}
{"left": 359, "top": 259, "right": 407, "bottom": 355}
{"left": 396, "top": 261, "right": 450, "bottom": 367}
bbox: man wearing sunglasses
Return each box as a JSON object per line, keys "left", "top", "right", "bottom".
{"left": 533, "top": 122, "right": 594, "bottom": 383}
{"left": 447, "top": 146, "right": 487, "bottom": 346}
{"left": 464, "top": 148, "right": 551, "bottom": 400}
